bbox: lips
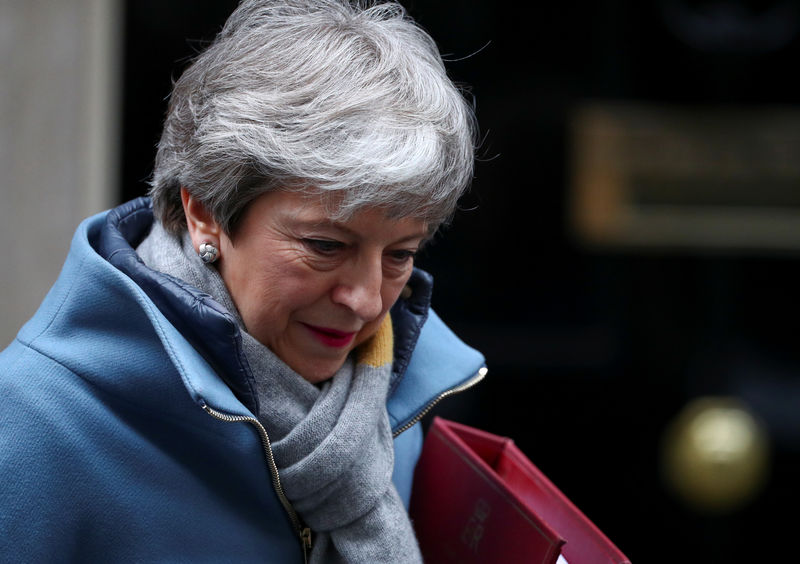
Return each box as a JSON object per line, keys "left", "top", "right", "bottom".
{"left": 302, "top": 324, "right": 357, "bottom": 348}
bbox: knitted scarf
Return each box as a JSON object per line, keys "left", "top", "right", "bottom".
{"left": 136, "top": 222, "right": 421, "bottom": 563}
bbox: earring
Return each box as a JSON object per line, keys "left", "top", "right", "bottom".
{"left": 198, "top": 242, "right": 219, "bottom": 264}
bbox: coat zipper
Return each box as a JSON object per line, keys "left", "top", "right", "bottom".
{"left": 198, "top": 365, "right": 486, "bottom": 560}
{"left": 392, "top": 366, "right": 488, "bottom": 438}
{"left": 199, "top": 400, "right": 313, "bottom": 562}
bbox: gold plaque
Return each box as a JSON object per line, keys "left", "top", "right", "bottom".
{"left": 570, "top": 103, "right": 800, "bottom": 251}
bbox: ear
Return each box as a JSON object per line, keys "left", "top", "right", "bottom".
{"left": 180, "top": 187, "right": 222, "bottom": 251}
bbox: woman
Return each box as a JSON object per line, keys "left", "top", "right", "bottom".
{"left": 0, "top": 1, "right": 485, "bottom": 562}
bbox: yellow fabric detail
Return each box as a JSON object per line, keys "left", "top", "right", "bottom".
{"left": 357, "top": 315, "right": 394, "bottom": 368}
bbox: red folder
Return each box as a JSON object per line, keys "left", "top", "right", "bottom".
{"left": 409, "top": 417, "right": 631, "bottom": 564}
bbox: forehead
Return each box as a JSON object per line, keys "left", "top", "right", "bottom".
{"left": 249, "top": 189, "right": 430, "bottom": 240}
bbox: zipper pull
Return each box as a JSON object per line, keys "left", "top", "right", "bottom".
{"left": 300, "top": 527, "right": 312, "bottom": 563}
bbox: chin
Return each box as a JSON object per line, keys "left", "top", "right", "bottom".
{"left": 294, "top": 359, "right": 344, "bottom": 384}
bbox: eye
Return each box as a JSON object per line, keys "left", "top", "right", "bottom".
{"left": 386, "top": 249, "right": 417, "bottom": 265}
{"left": 303, "top": 238, "right": 345, "bottom": 255}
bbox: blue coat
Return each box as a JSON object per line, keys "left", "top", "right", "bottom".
{"left": 0, "top": 198, "right": 485, "bottom": 562}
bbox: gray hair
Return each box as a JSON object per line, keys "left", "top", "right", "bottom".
{"left": 150, "top": 0, "right": 478, "bottom": 235}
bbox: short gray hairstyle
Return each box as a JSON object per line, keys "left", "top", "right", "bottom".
{"left": 150, "top": 0, "right": 478, "bottom": 235}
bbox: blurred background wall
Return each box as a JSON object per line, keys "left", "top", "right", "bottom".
{"left": 6, "top": 0, "right": 800, "bottom": 561}
{"left": 0, "top": 0, "right": 120, "bottom": 347}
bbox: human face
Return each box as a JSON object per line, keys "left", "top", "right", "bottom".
{"left": 187, "top": 190, "right": 428, "bottom": 383}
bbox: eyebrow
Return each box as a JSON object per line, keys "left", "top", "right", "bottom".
{"left": 290, "top": 217, "right": 430, "bottom": 245}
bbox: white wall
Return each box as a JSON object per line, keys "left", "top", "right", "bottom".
{"left": 0, "top": 0, "right": 121, "bottom": 347}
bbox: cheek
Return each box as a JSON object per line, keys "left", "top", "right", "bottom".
{"left": 382, "top": 285, "right": 404, "bottom": 313}
{"left": 251, "top": 263, "right": 334, "bottom": 318}
{"left": 223, "top": 254, "right": 297, "bottom": 324}
{"left": 388, "top": 267, "right": 415, "bottom": 300}
{"left": 230, "top": 245, "right": 307, "bottom": 296}
{"left": 377, "top": 274, "right": 413, "bottom": 318}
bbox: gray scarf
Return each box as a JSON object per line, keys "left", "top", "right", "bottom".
{"left": 136, "top": 222, "right": 421, "bottom": 563}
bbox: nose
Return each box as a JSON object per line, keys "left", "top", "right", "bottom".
{"left": 331, "top": 255, "right": 384, "bottom": 321}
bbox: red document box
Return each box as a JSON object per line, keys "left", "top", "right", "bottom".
{"left": 409, "top": 417, "right": 631, "bottom": 564}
